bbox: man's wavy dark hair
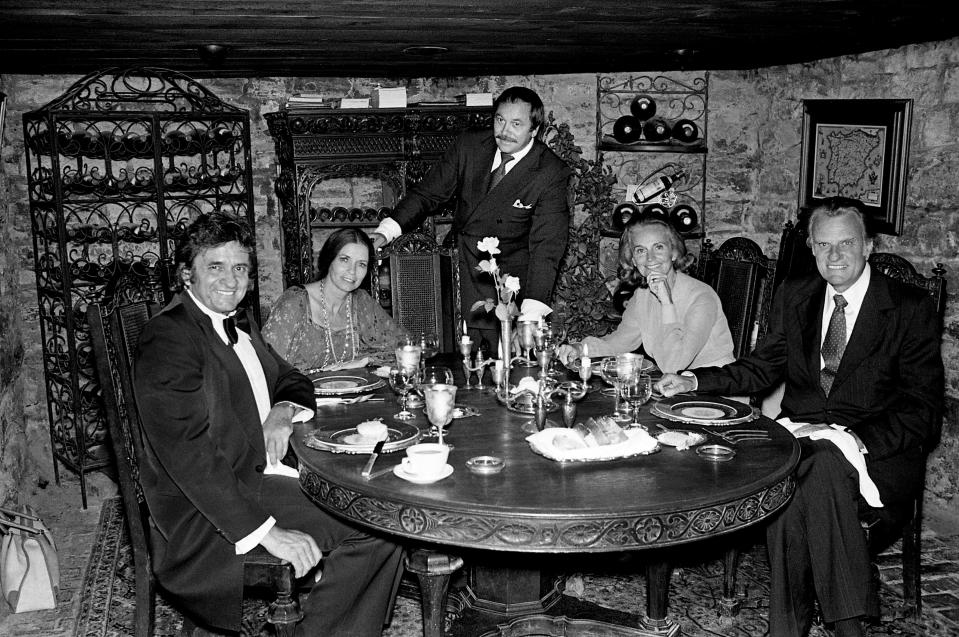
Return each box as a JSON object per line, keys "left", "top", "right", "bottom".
{"left": 494, "top": 86, "right": 545, "bottom": 132}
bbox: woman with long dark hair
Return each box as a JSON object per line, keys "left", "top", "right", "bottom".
{"left": 263, "top": 228, "right": 405, "bottom": 370}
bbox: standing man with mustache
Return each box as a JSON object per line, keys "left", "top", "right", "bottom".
{"left": 371, "top": 86, "right": 572, "bottom": 349}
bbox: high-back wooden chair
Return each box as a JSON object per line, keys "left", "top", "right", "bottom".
{"left": 861, "top": 252, "right": 946, "bottom": 618}
{"left": 376, "top": 231, "right": 461, "bottom": 352}
{"left": 87, "top": 301, "right": 303, "bottom": 637}
{"left": 697, "top": 236, "right": 776, "bottom": 359}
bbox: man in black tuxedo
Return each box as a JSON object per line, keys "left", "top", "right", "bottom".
{"left": 133, "top": 212, "right": 403, "bottom": 636}
{"left": 656, "top": 198, "right": 943, "bottom": 636}
{"left": 371, "top": 86, "right": 571, "bottom": 346}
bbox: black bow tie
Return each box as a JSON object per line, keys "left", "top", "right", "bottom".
{"left": 223, "top": 312, "right": 251, "bottom": 346}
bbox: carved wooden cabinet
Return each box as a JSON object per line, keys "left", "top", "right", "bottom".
{"left": 265, "top": 106, "right": 492, "bottom": 295}
{"left": 23, "top": 67, "right": 258, "bottom": 506}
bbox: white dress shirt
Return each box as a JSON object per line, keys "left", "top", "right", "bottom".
{"left": 188, "top": 291, "right": 314, "bottom": 554}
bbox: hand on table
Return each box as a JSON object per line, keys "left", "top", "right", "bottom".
{"left": 655, "top": 372, "right": 695, "bottom": 397}
{"left": 555, "top": 343, "right": 581, "bottom": 366}
{"left": 261, "top": 526, "right": 322, "bottom": 578}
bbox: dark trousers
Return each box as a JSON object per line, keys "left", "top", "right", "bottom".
{"left": 264, "top": 476, "right": 405, "bottom": 637}
{"left": 766, "top": 439, "right": 880, "bottom": 637}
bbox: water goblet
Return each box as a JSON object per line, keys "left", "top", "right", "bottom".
{"left": 620, "top": 372, "right": 652, "bottom": 425}
{"left": 424, "top": 383, "right": 457, "bottom": 446}
{"left": 389, "top": 368, "right": 416, "bottom": 420}
{"left": 516, "top": 320, "right": 539, "bottom": 367}
{"left": 395, "top": 336, "right": 422, "bottom": 374}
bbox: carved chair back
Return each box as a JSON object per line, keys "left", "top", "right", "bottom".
{"left": 697, "top": 237, "right": 776, "bottom": 359}
{"left": 376, "top": 231, "right": 461, "bottom": 352}
{"left": 87, "top": 301, "right": 303, "bottom": 636}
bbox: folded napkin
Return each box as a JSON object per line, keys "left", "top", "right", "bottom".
{"left": 315, "top": 397, "right": 349, "bottom": 407}
{"left": 511, "top": 376, "right": 541, "bottom": 395}
{"left": 319, "top": 357, "right": 370, "bottom": 372}
{"left": 526, "top": 427, "right": 658, "bottom": 462}
{"left": 264, "top": 458, "right": 299, "bottom": 478}
{"left": 777, "top": 417, "right": 883, "bottom": 507}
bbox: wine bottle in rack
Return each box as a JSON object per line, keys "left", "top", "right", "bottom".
{"left": 669, "top": 203, "right": 699, "bottom": 232}
{"left": 612, "top": 115, "right": 642, "bottom": 144}
{"left": 611, "top": 202, "right": 640, "bottom": 231}
{"left": 642, "top": 204, "right": 669, "bottom": 223}
{"left": 672, "top": 119, "right": 700, "bottom": 144}
{"left": 629, "top": 95, "right": 657, "bottom": 120}
{"left": 642, "top": 117, "right": 671, "bottom": 142}
{"left": 631, "top": 167, "right": 688, "bottom": 204}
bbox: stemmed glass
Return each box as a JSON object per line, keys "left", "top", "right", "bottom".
{"left": 600, "top": 358, "right": 625, "bottom": 421}
{"left": 516, "top": 320, "right": 539, "bottom": 367}
{"left": 419, "top": 331, "right": 439, "bottom": 362}
{"left": 423, "top": 383, "right": 457, "bottom": 446}
{"left": 389, "top": 368, "right": 417, "bottom": 420}
{"left": 396, "top": 336, "right": 423, "bottom": 407}
{"left": 620, "top": 372, "right": 652, "bottom": 425}
{"left": 420, "top": 365, "right": 455, "bottom": 391}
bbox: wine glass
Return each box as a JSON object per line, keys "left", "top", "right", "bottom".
{"left": 419, "top": 331, "right": 439, "bottom": 362}
{"left": 516, "top": 320, "right": 539, "bottom": 367}
{"left": 421, "top": 365, "right": 455, "bottom": 389}
{"left": 389, "top": 368, "right": 417, "bottom": 420}
{"left": 423, "top": 383, "right": 457, "bottom": 446}
{"left": 601, "top": 358, "right": 630, "bottom": 422}
{"left": 620, "top": 372, "right": 652, "bottom": 425}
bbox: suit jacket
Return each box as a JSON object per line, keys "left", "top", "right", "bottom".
{"left": 132, "top": 292, "right": 314, "bottom": 628}
{"left": 696, "top": 272, "right": 943, "bottom": 509}
{"left": 391, "top": 129, "right": 572, "bottom": 317}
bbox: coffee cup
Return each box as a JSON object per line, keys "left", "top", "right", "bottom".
{"left": 401, "top": 443, "right": 450, "bottom": 477}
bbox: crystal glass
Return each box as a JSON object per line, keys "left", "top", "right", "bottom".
{"left": 516, "top": 320, "right": 539, "bottom": 366}
{"left": 424, "top": 383, "right": 457, "bottom": 445}
{"left": 600, "top": 358, "right": 624, "bottom": 419}
{"left": 421, "top": 365, "right": 455, "bottom": 388}
{"left": 620, "top": 372, "right": 652, "bottom": 424}
{"left": 419, "top": 331, "right": 439, "bottom": 362}
{"left": 389, "top": 368, "right": 417, "bottom": 420}
{"left": 395, "top": 337, "right": 422, "bottom": 375}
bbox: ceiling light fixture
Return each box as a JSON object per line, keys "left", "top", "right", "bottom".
{"left": 198, "top": 44, "right": 229, "bottom": 67}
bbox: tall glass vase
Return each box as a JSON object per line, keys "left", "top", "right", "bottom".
{"left": 499, "top": 318, "right": 512, "bottom": 401}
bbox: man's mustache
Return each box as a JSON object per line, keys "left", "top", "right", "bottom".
{"left": 496, "top": 135, "right": 516, "bottom": 143}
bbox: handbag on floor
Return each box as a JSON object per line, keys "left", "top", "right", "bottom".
{"left": 0, "top": 505, "right": 60, "bottom": 612}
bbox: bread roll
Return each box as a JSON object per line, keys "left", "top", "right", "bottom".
{"left": 553, "top": 429, "right": 588, "bottom": 451}
{"left": 356, "top": 420, "right": 388, "bottom": 441}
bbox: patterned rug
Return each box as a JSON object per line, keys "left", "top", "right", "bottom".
{"left": 75, "top": 498, "right": 953, "bottom": 636}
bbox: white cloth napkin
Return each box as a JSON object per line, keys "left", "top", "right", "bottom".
{"left": 315, "top": 397, "right": 350, "bottom": 407}
{"left": 777, "top": 417, "right": 883, "bottom": 507}
{"left": 263, "top": 458, "right": 299, "bottom": 478}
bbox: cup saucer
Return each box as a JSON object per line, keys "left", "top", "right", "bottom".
{"left": 393, "top": 463, "right": 454, "bottom": 484}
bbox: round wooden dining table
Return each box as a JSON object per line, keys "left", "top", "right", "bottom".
{"left": 293, "top": 378, "right": 799, "bottom": 637}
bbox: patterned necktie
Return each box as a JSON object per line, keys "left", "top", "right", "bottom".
{"left": 223, "top": 313, "right": 250, "bottom": 346}
{"left": 488, "top": 152, "right": 514, "bottom": 192}
{"left": 820, "top": 294, "right": 848, "bottom": 395}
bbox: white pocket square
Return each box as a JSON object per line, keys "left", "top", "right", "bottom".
{"left": 512, "top": 199, "right": 533, "bottom": 209}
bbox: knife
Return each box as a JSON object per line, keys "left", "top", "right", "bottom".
{"left": 361, "top": 439, "right": 386, "bottom": 478}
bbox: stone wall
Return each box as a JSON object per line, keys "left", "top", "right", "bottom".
{"left": 0, "top": 37, "right": 956, "bottom": 519}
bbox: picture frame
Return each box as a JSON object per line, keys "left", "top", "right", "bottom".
{"left": 798, "top": 98, "right": 912, "bottom": 236}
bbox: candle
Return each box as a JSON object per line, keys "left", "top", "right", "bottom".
{"left": 461, "top": 334, "right": 471, "bottom": 345}
{"left": 461, "top": 319, "right": 468, "bottom": 338}
{"left": 495, "top": 359, "right": 504, "bottom": 371}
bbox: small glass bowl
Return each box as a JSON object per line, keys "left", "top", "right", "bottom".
{"left": 466, "top": 455, "right": 505, "bottom": 475}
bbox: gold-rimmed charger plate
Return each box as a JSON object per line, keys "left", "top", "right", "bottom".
{"left": 305, "top": 368, "right": 386, "bottom": 396}
{"left": 303, "top": 421, "right": 421, "bottom": 454}
{"left": 651, "top": 396, "right": 758, "bottom": 427}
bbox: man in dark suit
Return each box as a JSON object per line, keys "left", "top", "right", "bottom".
{"left": 133, "top": 212, "right": 403, "bottom": 636}
{"left": 371, "top": 86, "right": 572, "bottom": 346}
{"left": 656, "top": 198, "right": 943, "bottom": 637}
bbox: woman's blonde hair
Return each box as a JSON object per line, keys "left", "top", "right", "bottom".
{"left": 617, "top": 217, "right": 694, "bottom": 287}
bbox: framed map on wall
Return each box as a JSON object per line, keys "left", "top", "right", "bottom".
{"left": 798, "top": 98, "right": 912, "bottom": 236}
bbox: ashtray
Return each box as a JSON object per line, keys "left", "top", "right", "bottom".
{"left": 466, "top": 455, "right": 505, "bottom": 475}
{"left": 696, "top": 444, "right": 736, "bottom": 462}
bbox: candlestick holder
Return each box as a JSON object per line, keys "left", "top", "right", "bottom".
{"left": 460, "top": 339, "right": 496, "bottom": 390}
